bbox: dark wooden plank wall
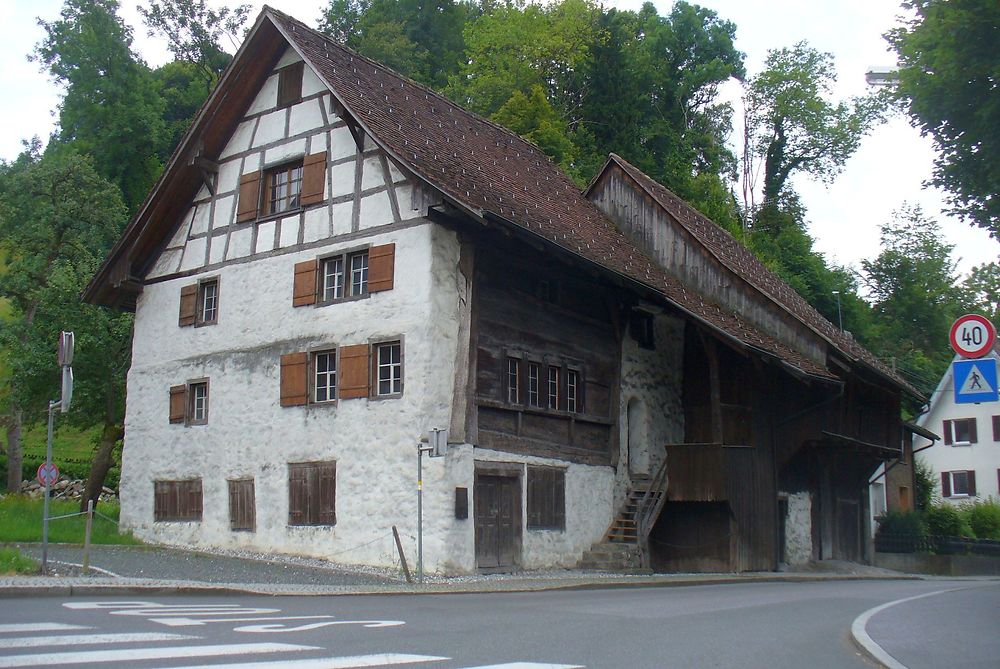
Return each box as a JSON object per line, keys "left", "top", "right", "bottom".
{"left": 474, "top": 248, "right": 619, "bottom": 466}
{"left": 589, "top": 167, "right": 825, "bottom": 365}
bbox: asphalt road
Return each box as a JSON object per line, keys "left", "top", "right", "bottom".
{"left": 1, "top": 579, "right": 997, "bottom": 668}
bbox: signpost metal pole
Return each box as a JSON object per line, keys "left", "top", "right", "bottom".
{"left": 41, "top": 399, "right": 60, "bottom": 572}
{"left": 415, "top": 428, "right": 448, "bottom": 585}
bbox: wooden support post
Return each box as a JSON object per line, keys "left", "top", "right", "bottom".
{"left": 392, "top": 525, "right": 412, "bottom": 584}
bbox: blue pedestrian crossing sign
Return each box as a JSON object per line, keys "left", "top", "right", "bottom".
{"left": 953, "top": 358, "right": 998, "bottom": 404}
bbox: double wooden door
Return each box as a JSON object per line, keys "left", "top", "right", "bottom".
{"left": 474, "top": 473, "right": 521, "bottom": 570}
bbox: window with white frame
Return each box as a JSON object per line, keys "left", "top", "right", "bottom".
{"left": 314, "top": 350, "right": 337, "bottom": 402}
{"left": 547, "top": 366, "right": 560, "bottom": 410}
{"left": 527, "top": 362, "right": 540, "bottom": 407}
{"left": 942, "top": 470, "right": 976, "bottom": 497}
{"left": 264, "top": 161, "right": 303, "bottom": 215}
{"left": 350, "top": 252, "right": 369, "bottom": 296}
{"left": 189, "top": 382, "right": 208, "bottom": 424}
{"left": 945, "top": 417, "right": 977, "bottom": 445}
{"left": 198, "top": 279, "right": 218, "bottom": 325}
{"left": 566, "top": 369, "right": 579, "bottom": 413}
{"left": 506, "top": 358, "right": 520, "bottom": 403}
{"left": 375, "top": 341, "right": 402, "bottom": 396}
{"left": 321, "top": 256, "right": 344, "bottom": 301}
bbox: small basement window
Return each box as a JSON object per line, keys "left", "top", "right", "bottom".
{"left": 154, "top": 479, "right": 203, "bottom": 522}
{"left": 288, "top": 461, "right": 336, "bottom": 526}
{"left": 527, "top": 466, "right": 565, "bottom": 530}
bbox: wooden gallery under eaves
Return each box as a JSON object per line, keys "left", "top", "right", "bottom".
{"left": 84, "top": 7, "right": 921, "bottom": 574}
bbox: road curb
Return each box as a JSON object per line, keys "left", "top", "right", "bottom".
{"left": 0, "top": 573, "right": 924, "bottom": 599}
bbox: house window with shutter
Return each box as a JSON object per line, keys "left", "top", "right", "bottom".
{"left": 944, "top": 418, "right": 977, "bottom": 445}
{"left": 993, "top": 415, "right": 999, "bottom": 442}
{"left": 527, "top": 466, "right": 565, "bottom": 530}
{"left": 228, "top": 478, "right": 255, "bottom": 532}
{"left": 198, "top": 279, "right": 219, "bottom": 325}
{"left": 169, "top": 379, "right": 209, "bottom": 426}
{"left": 293, "top": 244, "right": 395, "bottom": 308}
{"left": 277, "top": 61, "right": 303, "bottom": 107}
{"left": 566, "top": 369, "right": 579, "bottom": 413}
{"left": 314, "top": 350, "right": 337, "bottom": 402}
{"left": 288, "top": 461, "right": 336, "bottom": 526}
{"left": 374, "top": 341, "right": 402, "bottom": 396}
{"left": 942, "top": 470, "right": 976, "bottom": 498}
{"left": 178, "top": 277, "right": 219, "bottom": 327}
{"left": 265, "top": 161, "right": 303, "bottom": 215}
{"left": 154, "top": 479, "right": 203, "bottom": 522}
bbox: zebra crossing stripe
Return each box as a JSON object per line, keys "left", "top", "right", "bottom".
{"left": 459, "top": 664, "right": 585, "bottom": 668}
{"left": 152, "top": 653, "right": 451, "bottom": 669}
{"left": 0, "top": 624, "right": 89, "bottom": 634}
{"left": 0, "top": 632, "right": 194, "bottom": 649}
{"left": 0, "top": 642, "right": 318, "bottom": 667}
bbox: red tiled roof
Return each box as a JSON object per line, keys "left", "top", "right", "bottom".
{"left": 266, "top": 7, "right": 873, "bottom": 383}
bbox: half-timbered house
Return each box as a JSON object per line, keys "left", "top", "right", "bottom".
{"left": 85, "top": 7, "right": 919, "bottom": 574}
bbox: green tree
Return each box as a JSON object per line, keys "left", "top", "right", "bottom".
{"left": 492, "top": 85, "right": 578, "bottom": 171}
{"left": 152, "top": 60, "right": 217, "bottom": 160}
{"left": 743, "top": 42, "right": 886, "bottom": 208}
{"left": 320, "top": 0, "right": 472, "bottom": 89}
{"left": 887, "top": 0, "right": 1000, "bottom": 237}
{"left": 0, "top": 150, "right": 128, "bottom": 494}
{"left": 137, "top": 0, "right": 249, "bottom": 80}
{"left": 33, "top": 0, "right": 166, "bottom": 212}
{"left": 861, "top": 205, "right": 964, "bottom": 397}
{"left": 960, "top": 259, "right": 1000, "bottom": 325}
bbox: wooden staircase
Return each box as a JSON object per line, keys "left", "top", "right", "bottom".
{"left": 578, "top": 465, "right": 668, "bottom": 572}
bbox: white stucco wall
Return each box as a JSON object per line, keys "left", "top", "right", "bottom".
{"left": 915, "top": 351, "right": 1000, "bottom": 504}
{"left": 783, "top": 491, "right": 813, "bottom": 565}
{"left": 617, "top": 311, "right": 685, "bottom": 505}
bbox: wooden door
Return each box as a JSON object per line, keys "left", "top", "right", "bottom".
{"left": 835, "top": 497, "right": 861, "bottom": 562}
{"left": 475, "top": 474, "right": 521, "bottom": 570}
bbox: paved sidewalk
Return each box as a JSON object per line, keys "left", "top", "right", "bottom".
{"left": 0, "top": 543, "right": 926, "bottom": 598}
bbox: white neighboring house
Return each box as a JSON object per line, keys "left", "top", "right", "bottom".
{"left": 915, "top": 347, "right": 1000, "bottom": 504}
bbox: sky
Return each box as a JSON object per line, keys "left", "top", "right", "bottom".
{"left": 1, "top": 0, "right": 996, "bottom": 279}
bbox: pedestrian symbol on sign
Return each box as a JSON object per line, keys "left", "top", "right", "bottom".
{"left": 953, "top": 358, "right": 998, "bottom": 404}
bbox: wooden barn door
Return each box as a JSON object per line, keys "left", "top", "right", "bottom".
{"left": 475, "top": 473, "right": 521, "bottom": 570}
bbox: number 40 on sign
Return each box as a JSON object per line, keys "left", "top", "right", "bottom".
{"left": 949, "top": 314, "right": 996, "bottom": 359}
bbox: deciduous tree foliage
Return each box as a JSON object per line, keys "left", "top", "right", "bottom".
{"left": 33, "top": 0, "right": 165, "bottom": 212}
{"left": 888, "top": 0, "right": 1000, "bottom": 238}
{"left": 0, "top": 150, "right": 129, "bottom": 495}
{"left": 138, "top": 0, "right": 249, "bottom": 80}
{"left": 743, "top": 42, "right": 886, "bottom": 207}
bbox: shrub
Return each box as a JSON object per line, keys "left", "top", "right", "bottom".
{"left": 0, "top": 548, "right": 38, "bottom": 575}
{"left": 923, "top": 503, "right": 974, "bottom": 538}
{"left": 963, "top": 499, "right": 1000, "bottom": 540}
{"left": 875, "top": 510, "right": 929, "bottom": 552}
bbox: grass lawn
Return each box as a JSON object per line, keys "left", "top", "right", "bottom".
{"left": 0, "top": 547, "right": 37, "bottom": 575}
{"left": 0, "top": 495, "right": 141, "bottom": 545}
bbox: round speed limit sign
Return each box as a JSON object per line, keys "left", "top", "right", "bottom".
{"left": 949, "top": 314, "right": 996, "bottom": 358}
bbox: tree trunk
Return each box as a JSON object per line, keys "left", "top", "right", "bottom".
{"left": 5, "top": 409, "right": 23, "bottom": 493}
{"left": 81, "top": 421, "right": 123, "bottom": 512}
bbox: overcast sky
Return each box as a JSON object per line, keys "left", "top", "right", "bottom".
{"left": 1, "top": 0, "right": 996, "bottom": 278}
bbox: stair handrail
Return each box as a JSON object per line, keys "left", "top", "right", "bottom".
{"left": 635, "top": 455, "right": 670, "bottom": 569}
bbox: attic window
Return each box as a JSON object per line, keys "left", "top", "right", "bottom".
{"left": 277, "top": 61, "right": 304, "bottom": 107}
{"left": 265, "top": 161, "right": 303, "bottom": 215}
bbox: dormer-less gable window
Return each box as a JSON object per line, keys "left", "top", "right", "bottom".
{"left": 237, "top": 152, "right": 327, "bottom": 223}
{"left": 277, "top": 61, "right": 304, "bottom": 107}
{"left": 265, "top": 160, "right": 303, "bottom": 215}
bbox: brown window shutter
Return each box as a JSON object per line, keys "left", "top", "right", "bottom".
{"left": 187, "top": 479, "right": 203, "bottom": 520}
{"left": 968, "top": 470, "right": 977, "bottom": 496}
{"left": 280, "top": 352, "right": 309, "bottom": 407}
{"left": 169, "top": 385, "right": 187, "bottom": 424}
{"left": 178, "top": 284, "right": 198, "bottom": 327}
{"left": 943, "top": 420, "right": 953, "bottom": 445}
{"left": 339, "top": 344, "right": 370, "bottom": 399}
{"left": 278, "top": 61, "right": 304, "bottom": 107}
{"left": 236, "top": 171, "right": 262, "bottom": 222}
{"left": 941, "top": 472, "right": 951, "bottom": 497}
{"left": 318, "top": 461, "right": 336, "bottom": 525}
{"left": 288, "top": 464, "right": 307, "bottom": 525}
{"left": 368, "top": 243, "right": 395, "bottom": 293}
{"left": 292, "top": 259, "right": 318, "bottom": 307}
{"left": 969, "top": 419, "right": 978, "bottom": 444}
{"left": 300, "top": 152, "right": 327, "bottom": 206}
{"left": 554, "top": 469, "right": 566, "bottom": 530}
{"left": 994, "top": 415, "right": 1000, "bottom": 441}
